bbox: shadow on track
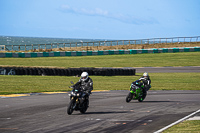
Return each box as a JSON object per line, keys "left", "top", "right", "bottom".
{"left": 131, "top": 100, "right": 180, "bottom": 103}
{"left": 84, "top": 111, "right": 129, "bottom": 115}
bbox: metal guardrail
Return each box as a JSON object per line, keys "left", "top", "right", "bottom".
{"left": 1, "top": 36, "right": 200, "bottom": 51}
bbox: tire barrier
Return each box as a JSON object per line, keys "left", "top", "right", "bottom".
{"left": 0, "top": 67, "right": 135, "bottom": 76}
{"left": 0, "top": 67, "right": 16, "bottom": 75}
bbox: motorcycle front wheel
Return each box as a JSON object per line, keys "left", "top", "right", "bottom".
{"left": 126, "top": 92, "right": 133, "bottom": 103}
{"left": 67, "top": 99, "right": 75, "bottom": 115}
{"left": 138, "top": 90, "right": 147, "bottom": 102}
{"left": 80, "top": 99, "right": 89, "bottom": 114}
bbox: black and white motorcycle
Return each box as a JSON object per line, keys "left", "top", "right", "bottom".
{"left": 67, "top": 81, "right": 89, "bottom": 115}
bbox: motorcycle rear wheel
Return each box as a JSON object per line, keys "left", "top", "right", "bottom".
{"left": 67, "top": 99, "right": 75, "bottom": 115}
{"left": 126, "top": 92, "right": 133, "bottom": 103}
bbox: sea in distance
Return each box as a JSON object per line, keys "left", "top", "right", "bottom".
{"left": 0, "top": 36, "right": 112, "bottom": 51}
{"left": 0, "top": 36, "right": 141, "bottom": 51}
{"left": 0, "top": 36, "right": 109, "bottom": 46}
{"left": 0, "top": 35, "right": 196, "bottom": 51}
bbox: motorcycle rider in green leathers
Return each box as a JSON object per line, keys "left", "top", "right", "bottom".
{"left": 134, "top": 72, "right": 151, "bottom": 93}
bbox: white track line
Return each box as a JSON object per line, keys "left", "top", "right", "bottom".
{"left": 154, "top": 109, "right": 200, "bottom": 133}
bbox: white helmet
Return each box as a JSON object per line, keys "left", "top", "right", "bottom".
{"left": 143, "top": 72, "right": 149, "bottom": 77}
{"left": 81, "top": 72, "right": 89, "bottom": 81}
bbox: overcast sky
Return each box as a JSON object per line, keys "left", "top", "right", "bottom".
{"left": 0, "top": 0, "right": 200, "bottom": 40}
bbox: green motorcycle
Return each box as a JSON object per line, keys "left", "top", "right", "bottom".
{"left": 126, "top": 80, "right": 147, "bottom": 102}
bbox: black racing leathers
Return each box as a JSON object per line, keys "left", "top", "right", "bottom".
{"left": 134, "top": 76, "right": 151, "bottom": 91}
{"left": 74, "top": 77, "right": 93, "bottom": 96}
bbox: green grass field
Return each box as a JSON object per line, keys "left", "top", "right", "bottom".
{"left": 0, "top": 52, "right": 200, "bottom": 94}
{"left": 163, "top": 120, "right": 200, "bottom": 133}
{"left": 0, "top": 73, "right": 199, "bottom": 95}
{"left": 0, "top": 52, "right": 200, "bottom": 67}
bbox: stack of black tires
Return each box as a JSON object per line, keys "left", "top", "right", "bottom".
{"left": 0, "top": 67, "right": 135, "bottom": 76}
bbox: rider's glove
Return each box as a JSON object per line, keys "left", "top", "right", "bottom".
{"left": 86, "top": 90, "right": 91, "bottom": 95}
{"left": 70, "top": 85, "right": 74, "bottom": 88}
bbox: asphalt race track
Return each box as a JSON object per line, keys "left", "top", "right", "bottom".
{"left": 0, "top": 90, "right": 200, "bottom": 133}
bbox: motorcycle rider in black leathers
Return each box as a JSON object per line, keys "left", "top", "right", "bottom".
{"left": 73, "top": 72, "right": 93, "bottom": 104}
{"left": 133, "top": 72, "right": 151, "bottom": 93}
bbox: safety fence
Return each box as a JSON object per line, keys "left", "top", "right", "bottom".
{"left": 0, "top": 67, "right": 135, "bottom": 76}
{"left": 0, "top": 47, "right": 199, "bottom": 58}
{"left": 1, "top": 36, "right": 200, "bottom": 51}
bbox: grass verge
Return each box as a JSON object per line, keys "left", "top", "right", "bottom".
{"left": 0, "top": 73, "right": 199, "bottom": 95}
{"left": 0, "top": 52, "right": 200, "bottom": 68}
{"left": 163, "top": 120, "right": 200, "bottom": 133}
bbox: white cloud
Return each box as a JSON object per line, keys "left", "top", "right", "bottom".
{"left": 60, "top": 5, "right": 108, "bottom": 16}
{"left": 60, "top": 5, "right": 157, "bottom": 25}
